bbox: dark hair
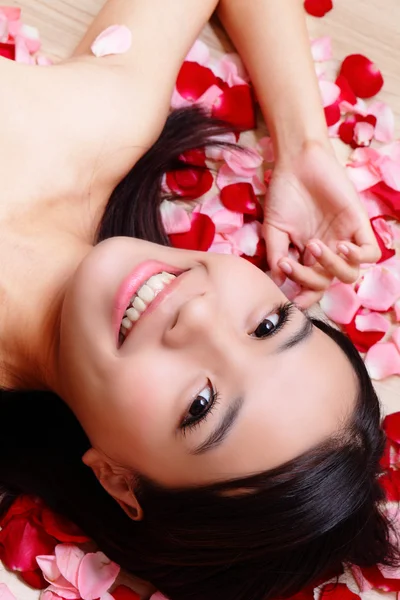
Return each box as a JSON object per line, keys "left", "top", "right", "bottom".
{"left": 0, "top": 107, "right": 398, "bottom": 600}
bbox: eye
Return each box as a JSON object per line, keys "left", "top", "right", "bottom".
{"left": 181, "top": 382, "right": 219, "bottom": 431}
{"left": 251, "top": 302, "right": 295, "bottom": 339}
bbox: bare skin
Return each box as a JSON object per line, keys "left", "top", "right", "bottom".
{"left": 0, "top": 0, "right": 369, "bottom": 516}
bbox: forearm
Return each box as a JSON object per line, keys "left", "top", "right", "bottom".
{"left": 217, "top": 0, "right": 330, "bottom": 160}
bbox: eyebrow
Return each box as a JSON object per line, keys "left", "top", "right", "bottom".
{"left": 191, "top": 315, "right": 313, "bottom": 456}
{"left": 191, "top": 396, "right": 244, "bottom": 456}
{"left": 275, "top": 314, "right": 313, "bottom": 353}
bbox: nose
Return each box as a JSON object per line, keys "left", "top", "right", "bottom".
{"left": 163, "top": 291, "right": 219, "bottom": 350}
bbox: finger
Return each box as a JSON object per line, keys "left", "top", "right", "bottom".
{"left": 264, "top": 225, "right": 290, "bottom": 286}
{"left": 336, "top": 241, "right": 362, "bottom": 266}
{"left": 278, "top": 258, "right": 332, "bottom": 291}
{"left": 302, "top": 246, "right": 318, "bottom": 267}
{"left": 307, "top": 240, "right": 359, "bottom": 284}
{"left": 294, "top": 289, "right": 324, "bottom": 309}
{"left": 354, "top": 226, "right": 382, "bottom": 263}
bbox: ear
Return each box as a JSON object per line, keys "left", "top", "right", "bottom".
{"left": 82, "top": 448, "right": 143, "bottom": 521}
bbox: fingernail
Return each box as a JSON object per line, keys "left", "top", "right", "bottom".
{"left": 308, "top": 242, "right": 322, "bottom": 257}
{"left": 280, "top": 261, "right": 292, "bottom": 275}
{"left": 338, "top": 243, "right": 349, "bottom": 255}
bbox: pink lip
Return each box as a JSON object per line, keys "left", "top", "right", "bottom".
{"left": 113, "top": 260, "right": 185, "bottom": 345}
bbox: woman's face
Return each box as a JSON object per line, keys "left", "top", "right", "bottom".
{"left": 58, "top": 237, "right": 357, "bottom": 487}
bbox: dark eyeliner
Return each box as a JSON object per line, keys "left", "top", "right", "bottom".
{"left": 180, "top": 390, "right": 221, "bottom": 433}
{"left": 252, "top": 301, "right": 296, "bottom": 339}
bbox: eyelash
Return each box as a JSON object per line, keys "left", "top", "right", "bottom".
{"left": 180, "top": 301, "right": 295, "bottom": 432}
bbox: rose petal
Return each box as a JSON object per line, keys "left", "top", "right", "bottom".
{"left": 212, "top": 85, "right": 256, "bottom": 131}
{"left": 229, "top": 221, "right": 261, "bottom": 257}
{"left": 343, "top": 315, "right": 385, "bottom": 353}
{"left": 380, "top": 156, "right": 400, "bottom": 191}
{"left": 222, "top": 147, "right": 263, "bottom": 177}
{"left": 110, "top": 585, "right": 141, "bottom": 600}
{"left": 77, "top": 552, "right": 120, "bottom": 600}
{"left": 36, "top": 555, "right": 61, "bottom": 583}
{"left": 0, "top": 7, "right": 21, "bottom": 21}
{"left": 213, "top": 54, "right": 248, "bottom": 87}
{"left": 319, "top": 80, "right": 341, "bottom": 107}
{"left": 350, "top": 565, "right": 374, "bottom": 593}
{"left": 160, "top": 200, "right": 191, "bottom": 234}
{"left": 371, "top": 216, "right": 395, "bottom": 263}
{"left": 335, "top": 74, "right": 358, "bottom": 106}
{"left": 370, "top": 182, "right": 400, "bottom": 217}
{"left": 365, "top": 342, "right": 400, "bottom": 380}
{"left": 311, "top": 36, "right": 332, "bottom": 62}
{"left": 0, "top": 584, "right": 16, "bottom": 600}
{"left": 0, "top": 517, "right": 57, "bottom": 571}
{"left": 18, "top": 24, "right": 41, "bottom": 53}
{"left": 55, "top": 544, "right": 85, "bottom": 588}
{"left": 379, "top": 469, "right": 400, "bottom": 502}
{"left": 320, "top": 583, "right": 360, "bottom": 600}
{"left": 91, "top": 25, "right": 132, "bottom": 57}
{"left": 220, "top": 183, "right": 263, "bottom": 219}
{"left": 355, "top": 311, "right": 389, "bottom": 333}
{"left": 176, "top": 62, "right": 218, "bottom": 101}
{"left": 21, "top": 568, "right": 48, "bottom": 590}
{"left": 40, "top": 592, "right": 64, "bottom": 600}
{"left": 353, "top": 121, "right": 375, "bottom": 147}
{"left": 304, "top": 0, "right": 333, "bottom": 17}
{"left": 383, "top": 412, "right": 400, "bottom": 445}
{"left": 0, "top": 41, "right": 15, "bottom": 60}
{"left": 41, "top": 508, "right": 89, "bottom": 544}
{"left": 46, "top": 585, "right": 80, "bottom": 600}
{"left": 169, "top": 213, "right": 216, "bottom": 251}
{"left": 217, "top": 164, "right": 266, "bottom": 194}
{"left": 357, "top": 266, "right": 400, "bottom": 311}
{"left": 320, "top": 282, "right": 361, "bottom": 324}
{"left": 338, "top": 54, "right": 384, "bottom": 99}
{"left": 208, "top": 233, "right": 238, "bottom": 255}
{"left": 185, "top": 40, "right": 210, "bottom": 65}
{"left": 368, "top": 101, "right": 395, "bottom": 143}
{"left": 257, "top": 137, "right": 275, "bottom": 163}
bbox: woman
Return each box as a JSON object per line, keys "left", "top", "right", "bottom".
{"left": 0, "top": 1, "right": 395, "bottom": 599}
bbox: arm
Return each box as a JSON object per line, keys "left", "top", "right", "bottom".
{"left": 217, "top": 0, "right": 379, "bottom": 307}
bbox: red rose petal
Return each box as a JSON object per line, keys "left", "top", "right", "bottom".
{"left": 21, "top": 568, "right": 48, "bottom": 590}
{"left": 212, "top": 85, "right": 256, "bottom": 131}
{"left": 0, "top": 42, "right": 15, "bottom": 60}
{"left": 0, "top": 496, "right": 42, "bottom": 528}
{"left": 370, "top": 182, "right": 400, "bottom": 218}
{"left": 242, "top": 238, "right": 269, "bottom": 272}
{"left": 220, "top": 183, "right": 263, "bottom": 219}
{"left": 380, "top": 469, "right": 400, "bottom": 502}
{"left": 371, "top": 217, "right": 396, "bottom": 263}
{"left": 111, "top": 585, "right": 141, "bottom": 600}
{"left": 343, "top": 313, "right": 385, "bottom": 353}
{"left": 304, "top": 0, "right": 333, "bottom": 17}
{"left": 41, "top": 508, "right": 90, "bottom": 543}
{"left": 176, "top": 62, "right": 218, "bottom": 101}
{"left": 335, "top": 74, "right": 357, "bottom": 105}
{"left": 338, "top": 54, "right": 384, "bottom": 99}
{"left": 383, "top": 412, "right": 400, "bottom": 445}
{"left": 0, "top": 517, "right": 56, "bottom": 571}
{"left": 324, "top": 102, "right": 341, "bottom": 127}
{"left": 358, "top": 565, "right": 400, "bottom": 592}
{"left": 320, "top": 583, "right": 360, "bottom": 600}
{"left": 169, "top": 213, "right": 216, "bottom": 251}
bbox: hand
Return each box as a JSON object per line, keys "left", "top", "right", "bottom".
{"left": 263, "top": 140, "right": 381, "bottom": 308}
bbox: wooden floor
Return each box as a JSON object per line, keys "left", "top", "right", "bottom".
{"left": 1, "top": 1, "right": 400, "bottom": 598}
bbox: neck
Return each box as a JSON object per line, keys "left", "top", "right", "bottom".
{"left": 0, "top": 193, "right": 96, "bottom": 392}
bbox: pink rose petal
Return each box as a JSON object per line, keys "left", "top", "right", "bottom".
{"left": 36, "top": 555, "right": 61, "bottom": 582}
{"left": 91, "top": 25, "right": 132, "bottom": 57}
{"left": 229, "top": 221, "right": 261, "bottom": 257}
{"left": 222, "top": 147, "right": 263, "bottom": 177}
{"left": 55, "top": 544, "right": 85, "bottom": 588}
{"left": 170, "top": 88, "right": 192, "bottom": 110}
{"left": 40, "top": 592, "right": 64, "bottom": 600}
{"left": 368, "top": 102, "right": 395, "bottom": 143}
{"left": 77, "top": 552, "right": 120, "bottom": 600}
{"left": 46, "top": 585, "right": 80, "bottom": 600}
{"left": 257, "top": 137, "right": 275, "bottom": 163}
{"left": 353, "top": 122, "right": 375, "bottom": 147}
{"left": 346, "top": 164, "right": 381, "bottom": 193}
{"left": 394, "top": 300, "right": 400, "bottom": 322}
{"left": 185, "top": 40, "right": 210, "bottom": 65}
{"left": 213, "top": 54, "right": 248, "bottom": 86}
{"left": 18, "top": 24, "right": 41, "bottom": 53}
{"left": 217, "top": 164, "right": 266, "bottom": 194}
{"left": 160, "top": 200, "right": 191, "bottom": 234}
{"left": 392, "top": 327, "right": 400, "bottom": 353}
{"left": 208, "top": 234, "right": 238, "bottom": 255}
{"left": 319, "top": 80, "right": 341, "bottom": 107}
{"left": 355, "top": 312, "right": 390, "bottom": 333}
{"left": 357, "top": 266, "right": 400, "bottom": 311}
{"left": 0, "top": 584, "right": 16, "bottom": 600}
{"left": 365, "top": 343, "right": 400, "bottom": 380}
{"left": 311, "top": 36, "right": 333, "bottom": 62}
{"left": 380, "top": 156, "right": 400, "bottom": 191}
{"left": 320, "top": 282, "right": 361, "bottom": 324}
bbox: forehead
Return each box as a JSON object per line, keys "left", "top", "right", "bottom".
{"left": 186, "top": 323, "right": 358, "bottom": 485}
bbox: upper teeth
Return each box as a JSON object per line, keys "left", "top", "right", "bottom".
{"left": 120, "top": 271, "right": 177, "bottom": 341}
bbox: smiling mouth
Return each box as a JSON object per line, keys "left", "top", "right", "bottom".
{"left": 119, "top": 271, "right": 178, "bottom": 346}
